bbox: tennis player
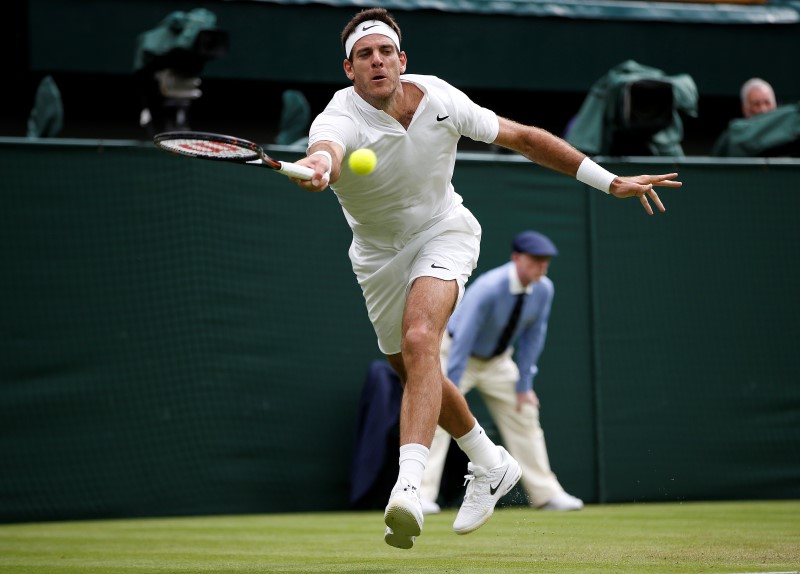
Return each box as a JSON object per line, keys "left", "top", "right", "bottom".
{"left": 293, "top": 8, "right": 681, "bottom": 549}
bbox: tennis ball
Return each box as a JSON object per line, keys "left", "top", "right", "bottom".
{"left": 348, "top": 148, "right": 377, "bottom": 175}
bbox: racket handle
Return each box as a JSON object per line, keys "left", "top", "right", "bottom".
{"left": 277, "top": 161, "right": 315, "bottom": 180}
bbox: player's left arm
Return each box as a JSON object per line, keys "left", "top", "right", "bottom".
{"left": 492, "top": 116, "right": 682, "bottom": 215}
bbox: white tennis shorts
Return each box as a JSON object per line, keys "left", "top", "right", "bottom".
{"left": 349, "top": 205, "right": 482, "bottom": 355}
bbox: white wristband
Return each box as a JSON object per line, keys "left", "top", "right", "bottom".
{"left": 576, "top": 157, "right": 616, "bottom": 194}
{"left": 311, "top": 150, "right": 332, "bottom": 180}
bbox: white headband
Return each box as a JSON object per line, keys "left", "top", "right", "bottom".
{"left": 344, "top": 20, "right": 400, "bottom": 58}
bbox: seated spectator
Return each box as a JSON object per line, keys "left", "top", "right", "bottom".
{"left": 712, "top": 78, "right": 800, "bottom": 157}
{"left": 740, "top": 78, "right": 777, "bottom": 119}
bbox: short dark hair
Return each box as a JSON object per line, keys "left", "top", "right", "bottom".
{"left": 341, "top": 8, "right": 402, "bottom": 59}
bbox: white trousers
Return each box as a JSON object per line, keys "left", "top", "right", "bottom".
{"left": 420, "top": 333, "right": 565, "bottom": 507}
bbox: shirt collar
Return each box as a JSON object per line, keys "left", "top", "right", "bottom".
{"left": 508, "top": 262, "right": 535, "bottom": 295}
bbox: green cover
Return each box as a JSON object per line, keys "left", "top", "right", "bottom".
{"left": 26, "top": 75, "right": 63, "bottom": 139}
{"left": 712, "top": 102, "right": 800, "bottom": 157}
{"left": 566, "top": 60, "right": 698, "bottom": 156}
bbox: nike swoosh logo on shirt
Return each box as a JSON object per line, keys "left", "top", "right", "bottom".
{"left": 436, "top": 114, "right": 450, "bottom": 122}
{"left": 489, "top": 469, "right": 509, "bottom": 495}
{"left": 430, "top": 263, "right": 449, "bottom": 270}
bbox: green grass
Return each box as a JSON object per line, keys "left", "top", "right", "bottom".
{"left": 1, "top": 501, "right": 798, "bottom": 573}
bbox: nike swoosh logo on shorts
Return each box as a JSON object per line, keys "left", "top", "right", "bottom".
{"left": 431, "top": 263, "right": 449, "bottom": 270}
{"left": 489, "top": 469, "right": 508, "bottom": 495}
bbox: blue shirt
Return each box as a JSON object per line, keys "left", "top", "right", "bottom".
{"left": 447, "top": 262, "right": 554, "bottom": 393}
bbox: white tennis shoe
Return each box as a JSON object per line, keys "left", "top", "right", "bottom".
{"left": 538, "top": 491, "right": 584, "bottom": 511}
{"left": 383, "top": 479, "right": 423, "bottom": 549}
{"left": 420, "top": 498, "right": 441, "bottom": 515}
{"left": 453, "top": 446, "right": 521, "bottom": 535}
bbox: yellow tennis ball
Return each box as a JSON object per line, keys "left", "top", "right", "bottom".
{"left": 348, "top": 148, "right": 377, "bottom": 175}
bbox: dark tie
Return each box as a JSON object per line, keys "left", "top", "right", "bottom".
{"left": 492, "top": 293, "right": 525, "bottom": 357}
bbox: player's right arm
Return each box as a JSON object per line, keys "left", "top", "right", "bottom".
{"left": 293, "top": 141, "right": 344, "bottom": 191}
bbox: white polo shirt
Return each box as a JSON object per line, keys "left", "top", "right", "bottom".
{"left": 308, "top": 74, "right": 499, "bottom": 249}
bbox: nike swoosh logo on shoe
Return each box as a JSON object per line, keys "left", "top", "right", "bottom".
{"left": 489, "top": 469, "right": 508, "bottom": 495}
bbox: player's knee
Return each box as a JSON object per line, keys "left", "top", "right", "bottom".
{"left": 401, "top": 324, "right": 438, "bottom": 359}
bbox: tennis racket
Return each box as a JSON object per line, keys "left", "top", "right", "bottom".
{"left": 153, "top": 131, "right": 314, "bottom": 180}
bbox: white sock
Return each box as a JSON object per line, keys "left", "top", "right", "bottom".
{"left": 455, "top": 421, "right": 502, "bottom": 470}
{"left": 396, "top": 443, "right": 429, "bottom": 490}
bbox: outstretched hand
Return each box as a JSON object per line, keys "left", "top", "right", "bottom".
{"left": 291, "top": 154, "right": 331, "bottom": 192}
{"left": 610, "top": 173, "right": 682, "bottom": 215}
{"left": 291, "top": 145, "right": 343, "bottom": 192}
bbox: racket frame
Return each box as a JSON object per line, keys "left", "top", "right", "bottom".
{"left": 153, "top": 131, "right": 314, "bottom": 180}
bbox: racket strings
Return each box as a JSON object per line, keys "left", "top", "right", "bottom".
{"left": 161, "top": 139, "right": 258, "bottom": 160}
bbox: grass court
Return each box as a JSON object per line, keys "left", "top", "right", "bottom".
{"left": 1, "top": 500, "right": 798, "bottom": 573}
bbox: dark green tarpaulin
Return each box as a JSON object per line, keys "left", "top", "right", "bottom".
{"left": 566, "top": 60, "right": 698, "bottom": 156}
{"left": 26, "top": 75, "right": 63, "bottom": 138}
{"left": 712, "top": 102, "right": 800, "bottom": 157}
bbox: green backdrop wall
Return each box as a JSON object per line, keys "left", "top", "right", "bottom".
{"left": 1, "top": 141, "right": 798, "bottom": 522}
{"left": 26, "top": 0, "right": 800, "bottom": 99}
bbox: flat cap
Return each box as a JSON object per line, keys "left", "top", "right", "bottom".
{"left": 512, "top": 231, "right": 558, "bottom": 257}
